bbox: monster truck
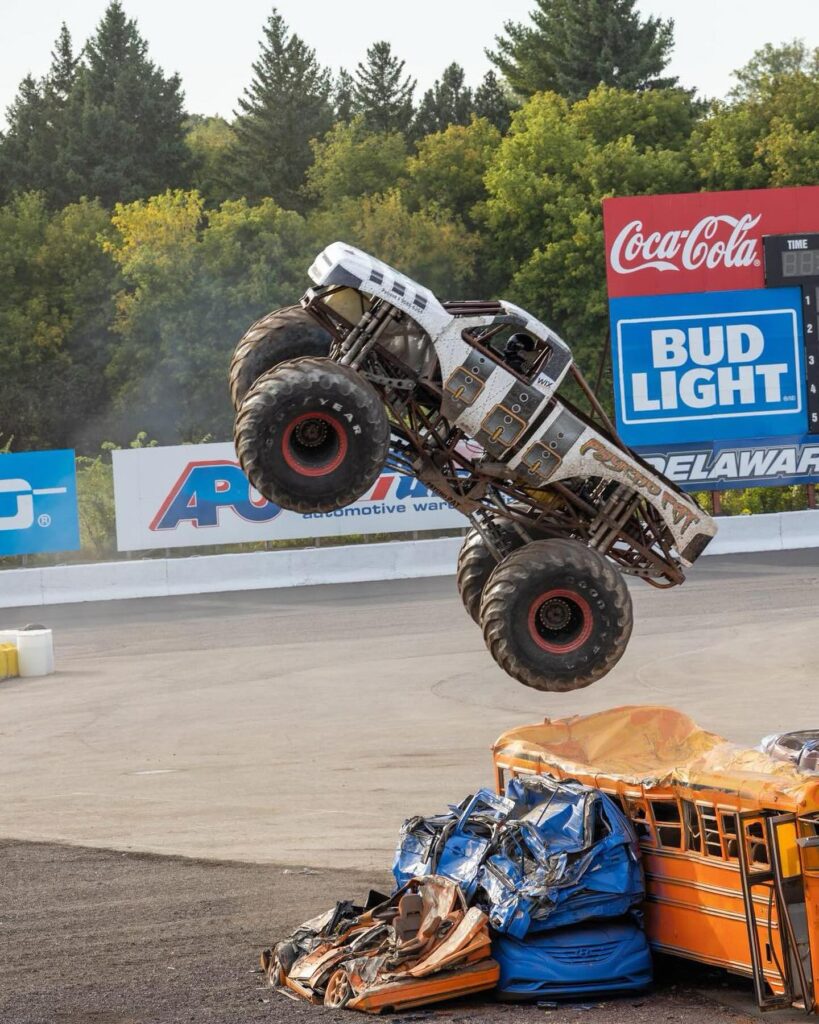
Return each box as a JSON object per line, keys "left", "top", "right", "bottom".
{"left": 231, "top": 242, "right": 716, "bottom": 693}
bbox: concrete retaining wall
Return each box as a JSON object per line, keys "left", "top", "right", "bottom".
{"left": 1, "top": 510, "right": 817, "bottom": 609}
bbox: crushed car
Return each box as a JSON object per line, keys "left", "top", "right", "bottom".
{"left": 394, "top": 776, "right": 645, "bottom": 939}
{"left": 230, "top": 243, "right": 716, "bottom": 694}
{"left": 268, "top": 774, "right": 652, "bottom": 1011}
{"left": 263, "top": 875, "right": 499, "bottom": 1013}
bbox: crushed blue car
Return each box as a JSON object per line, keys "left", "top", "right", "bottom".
{"left": 394, "top": 775, "right": 645, "bottom": 939}
{"left": 493, "top": 917, "right": 652, "bottom": 1001}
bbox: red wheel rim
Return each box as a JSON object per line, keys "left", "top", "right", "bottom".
{"left": 281, "top": 411, "right": 348, "bottom": 477}
{"left": 528, "top": 588, "right": 593, "bottom": 653}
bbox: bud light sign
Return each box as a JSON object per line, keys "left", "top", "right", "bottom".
{"left": 613, "top": 288, "right": 804, "bottom": 446}
{"left": 603, "top": 186, "right": 819, "bottom": 489}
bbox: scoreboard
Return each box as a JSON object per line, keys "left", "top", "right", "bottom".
{"left": 763, "top": 233, "right": 819, "bottom": 433}
{"left": 603, "top": 186, "right": 819, "bottom": 491}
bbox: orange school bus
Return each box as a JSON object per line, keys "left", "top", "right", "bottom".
{"left": 492, "top": 706, "right": 819, "bottom": 1013}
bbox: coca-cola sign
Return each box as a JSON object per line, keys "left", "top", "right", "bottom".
{"left": 603, "top": 186, "right": 819, "bottom": 298}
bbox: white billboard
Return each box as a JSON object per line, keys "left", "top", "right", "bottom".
{"left": 112, "top": 443, "right": 466, "bottom": 552}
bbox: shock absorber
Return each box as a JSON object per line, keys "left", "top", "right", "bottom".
{"left": 588, "top": 484, "right": 639, "bottom": 554}
{"left": 340, "top": 303, "right": 400, "bottom": 369}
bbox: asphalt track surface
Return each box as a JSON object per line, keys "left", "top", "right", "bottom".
{"left": 1, "top": 548, "right": 817, "bottom": 1022}
{"left": 2, "top": 548, "right": 818, "bottom": 869}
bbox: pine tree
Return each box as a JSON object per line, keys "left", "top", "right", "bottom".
{"left": 333, "top": 68, "right": 356, "bottom": 123}
{"left": 488, "top": 0, "right": 677, "bottom": 100}
{"left": 353, "top": 42, "right": 415, "bottom": 133}
{"left": 58, "top": 2, "right": 191, "bottom": 207}
{"left": 49, "top": 22, "right": 81, "bottom": 99}
{"left": 412, "top": 64, "right": 473, "bottom": 137}
{"left": 0, "top": 23, "right": 84, "bottom": 204}
{"left": 229, "top": 9, "right": 332, "bottom": 209}
{"left": 0, "top": 76, "right": 52, "bottom": 202}
{"left": 473, "top": 71, "right": 514, "bottom": 132}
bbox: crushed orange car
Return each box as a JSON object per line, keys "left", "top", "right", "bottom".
{"left": 264, "top": 875, "right": 499, "bottom": 1013}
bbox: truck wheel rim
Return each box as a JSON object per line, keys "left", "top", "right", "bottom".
{"left": 282, "top": 411, "right": 347, "bottom": 477}
{"left": 528, "top": 589, "right": 593, "bottom": 653}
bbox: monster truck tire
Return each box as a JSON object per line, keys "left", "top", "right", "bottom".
{"left": 479, "top": 538, "right": 632, "bottom": 693}
{"left": 229, "top": 305, "right": 331, "bottom": 410}
{"left": 456, "top": 525, "right": 525, "bottom": 625}
{"left": 234, "top": 357, "right": 390, "bottom": 513}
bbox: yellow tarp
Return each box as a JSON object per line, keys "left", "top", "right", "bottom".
{"left": 493, "top": 706, "right": 819, "bottom": 810}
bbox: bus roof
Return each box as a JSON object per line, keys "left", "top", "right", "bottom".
{"left": 493, "top": 706, "right": 819, "bottom": 812}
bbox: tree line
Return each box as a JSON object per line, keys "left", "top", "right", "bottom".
{"left": 1, "top": 0, "right": 818, "bottom": 456}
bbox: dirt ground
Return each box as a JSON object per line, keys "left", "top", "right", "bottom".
{"left": 0, "top": 839, "right": 758, "bottom": 1024}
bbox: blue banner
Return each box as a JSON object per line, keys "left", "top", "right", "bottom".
{"left": 635, "top": 433, "right": 819, "bottom": 492}
{"left": 0, "top": 450, "right": 80, "bottom": 556}
{"left": 611, "top": 287, "right": 806, "bottom": 447}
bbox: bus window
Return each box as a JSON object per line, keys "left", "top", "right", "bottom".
{"left": 682, "top": 800, "right": 702, "bottom": 853}
{"left": 744, "top": 819, "right": 770, "bottom": 866}
{"left": 649, "top": 799, "right": 682, "bottom": 848}
{"left": 698, "top": 804, "right": 724, "bottom": 857}
{"left": 798, "top": 814, "right": 819, "bottom": 872}
{"left": 720, "top": 813, "right": 739, "bottom": 860}
{"left": 623, "top": 796, "right": 655, "bottom": 844}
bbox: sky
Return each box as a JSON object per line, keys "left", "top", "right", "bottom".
{"left": 1, "top": 0, "right": 819, "bottom": 125}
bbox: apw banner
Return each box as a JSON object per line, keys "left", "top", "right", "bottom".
{"left": 112, "top": 443, "right": 466, "bottom": 552}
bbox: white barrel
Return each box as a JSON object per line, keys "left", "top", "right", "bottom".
{"left": 16, "top": 629, "right": 55, "bottom": 677}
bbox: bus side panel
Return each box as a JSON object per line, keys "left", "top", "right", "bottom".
{"left": 642, "top": 850, "right": 787, "bottom": 994}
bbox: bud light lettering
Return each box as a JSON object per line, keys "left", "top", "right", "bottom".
{"left": 631, "top": 323, "right": 789, "bottom": 413}
{"left": 610, "top": 214, "right": 761, "bottom": 276}
{"left": 611, "top": 288, "right": 806, "bottom": 446}
{"left": 151, "top": 461, "right": 281, "bottom": 530}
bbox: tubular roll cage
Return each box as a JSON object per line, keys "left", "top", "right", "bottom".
{"left": 304, "top": 286, "right": 690, "bottom": 588}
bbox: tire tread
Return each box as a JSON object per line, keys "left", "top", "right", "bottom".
{"left": 480, "top": 538, "right": 633, "bottom": 693}
{"left": 234, "top": 357, "right": 389, "bottom": 514}
{"left": 229, "top": 305, "right": 330, "bottom": 410}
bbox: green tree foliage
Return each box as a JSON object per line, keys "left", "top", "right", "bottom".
{"left": 0, "top": 77, "right": 56, "bottom": 205}
{"left": 58, "top": 2, "right": 191, "bottom": 207}
{"left": 228, "top": 9, "right": 332, "bottom": 210}
{"left": 185, "top": 115, "right": 236, "bottom": 206}
{"left": 483, "top": 86, "right": 698, "bottom": 377}
{"left": 353, "top": 41, "right": 415, "bottom": 133}
{"left": 0, "top": 24, "right": 80, "bottom": 204}
{"left": 103, "top": 190, "right": 314, "bottom": 442}
{"left": 692, "top": 42, "right": 819, "bottom": 189}
{"left": 729, "top": 39, "right": 817, "bottom": 101}
{"left": 717, "top": 484, "right": 809, "bottom": 516}
{"left": 489, "top": 0, "right": 676, "bottom": 99}
{"left": 473, "top": 71, "right": 515, "bottom": 133}
{"left": 405, "top": 116, "right": 502, "bottom": 225}
{"left": 309, "top": 191, "right": 477, "bottom": 298}
{"left": 0, "top": 193, "right": 119, "bottom": 450}
{"left": 49, "top": 22, "right": 82, "bottom": 96}
{"left": 333, "top": 68, "right": 356, "bottom": 123}
{"left": 306, "top": 116, "right": 407, "bottom": 206}
{"left": 413, "top": 64, "right": 474, "bottom": 137}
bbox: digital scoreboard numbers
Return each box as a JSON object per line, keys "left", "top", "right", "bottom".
{"left": 764, "top": 233, "right": 819, "bottom": 433}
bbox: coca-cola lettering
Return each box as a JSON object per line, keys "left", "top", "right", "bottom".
{"left": 610, "top": 214, "right": 761, "bottom": 276}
